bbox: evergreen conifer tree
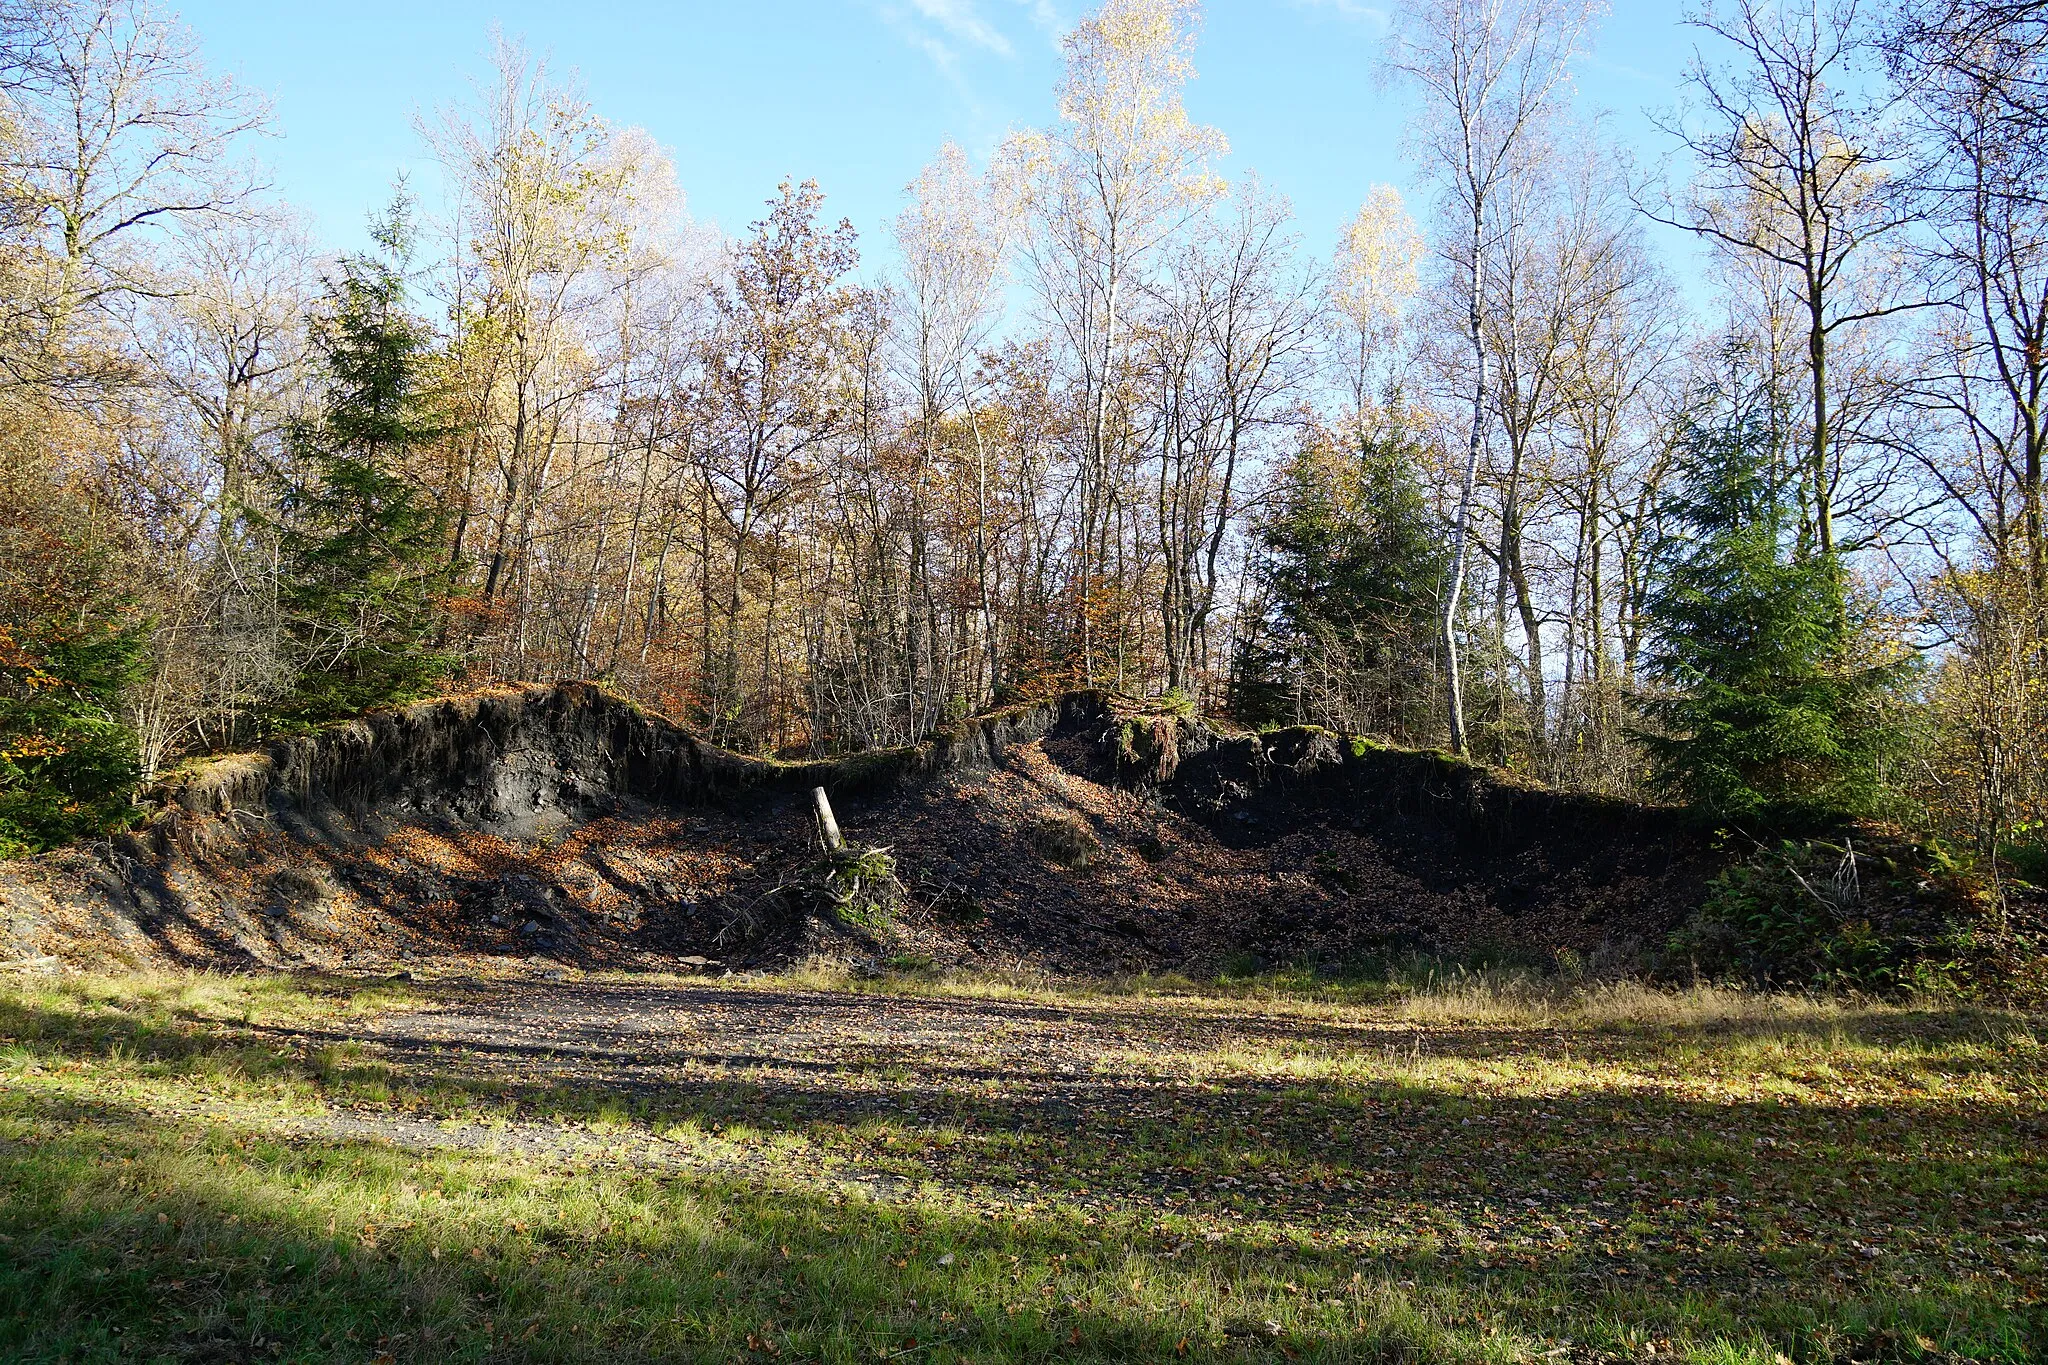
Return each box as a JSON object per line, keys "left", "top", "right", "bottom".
{"left": 0, "top": 502, "right": 146, "bottom": 854}
{"left": 274, "top": 208, "right": 453, "bottom": 726}
{"left": 1639, "top": 369, "right": 1911, "bottom": 825}
{"left": 1231, "top": 408, "right": 1444, "bottom": 736}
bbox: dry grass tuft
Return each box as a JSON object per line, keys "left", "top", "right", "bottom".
{"left": 1387, "top": 971, "right": 1855, "bottom": 1029}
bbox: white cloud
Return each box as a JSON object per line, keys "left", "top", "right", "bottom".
{"left": 876, "top": 0, "right": 1071, "bottom": 83}
{"left": 876, "top": 0, "right": 1056, "bottom": 124}
{"left": 876, "top": 1, "right": 990, "bottom": 121}
{"left": 1290, "top": 0, "right": 1391, "bottom": 34}
{"left": 907, "top": 0, "right": 1015, "bottom": 56}
{"left": 1013, "top": 0, "right": 1064, "bottom": 46}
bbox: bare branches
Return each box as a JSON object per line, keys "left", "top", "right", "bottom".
{"left": 1648, "top": 0, "right": 1933, "bottom": 562}
{"left": 1382, "top": 0, "right": 1600, "bottom": 753}
{"left": 10, "top": 0, "right": 268, "bottom": 314}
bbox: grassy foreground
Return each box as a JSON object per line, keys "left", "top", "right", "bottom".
{"left": 0, "top": 966, "right": 2041, "bottom": 1363}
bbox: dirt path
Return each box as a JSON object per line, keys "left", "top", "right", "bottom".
{"left": 311, "top": 978, "right": 1389, "bottom": 1128}
{"left": 247, "top": 978, "right": 1407, "bottom": 1214}
{"left": 358, "top": 978, "right": 1351, "bottom": 1080}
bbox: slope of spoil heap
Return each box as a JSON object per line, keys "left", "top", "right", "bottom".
{"left": 0, "top": 684, "right": 1718, "bottom": 975}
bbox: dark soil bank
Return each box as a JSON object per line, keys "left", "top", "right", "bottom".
{"left": 0, "top": 685, "right": 1720, "bottom": 974}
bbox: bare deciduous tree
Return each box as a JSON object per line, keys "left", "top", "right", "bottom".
{"left": 1652, "top": 0, "right": 1922, "bottom": 563}
{"left": 1383, "top": 0, "right": 1599, "bottom": 755}
{"left": 1005, "top": 0, "right": 1226, "bottom": 680}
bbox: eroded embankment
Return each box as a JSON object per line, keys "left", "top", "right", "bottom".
{"left": 0, "top": 685, "right": 1718, "bottom": 973}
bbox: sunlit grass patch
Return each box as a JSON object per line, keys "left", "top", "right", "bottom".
{"left": 0, "top": 968, "right": 424, "bottom": 1035}
{"left": 0, "top": 965, "right": 2040, "bottom": 1363}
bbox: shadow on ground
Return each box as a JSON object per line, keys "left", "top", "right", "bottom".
{"left": 0, "top": 979, "right": 2041, "bottom": 1363}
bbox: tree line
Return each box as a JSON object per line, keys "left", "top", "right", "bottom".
{"left": 0, "top": 0, "right": 2042, "bottom": 878}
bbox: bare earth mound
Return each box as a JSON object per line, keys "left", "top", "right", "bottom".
{"left": 0, "top": 685, "right": 1719, "bottom": 974}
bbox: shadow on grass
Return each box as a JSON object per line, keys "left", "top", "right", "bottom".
{"left": 0, "top": 1087, "right": 2039, "bottom": 1365}
{"left": 0, "top": 1091, "right": 1498, "bottom": 1364}
{"left": 0, "top": 981, "right": 2042, "bottom": 1362}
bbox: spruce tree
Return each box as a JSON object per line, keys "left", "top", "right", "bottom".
{"left": 1639, "top": 372, "right": 1911, "bottom": 826}
{"left": 274, "top": 210, "right": 452, "bottom": 726}
{"left": 1231, "top": 409, "right": 1444, "bottom": 736}
{"left": 0, "top": 460, "right": 150, "bottom": 855}
{"left": 0, "top": 545, "right": 146, "bottom": 854}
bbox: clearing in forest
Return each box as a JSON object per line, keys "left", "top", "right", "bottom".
{"left": 0, "top": 967, "right": 2041, "bottom": 1363}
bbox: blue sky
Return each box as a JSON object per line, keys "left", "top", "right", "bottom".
{"left": 177, "top": 0, "right": 1703, "bottom": 279}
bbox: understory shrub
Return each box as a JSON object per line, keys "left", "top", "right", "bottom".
{"left": 1669, "top": 833, "right": 2044, "bottom": 999}
{"left": 0, "top": 458, "right": 149, "bottom": 856}
{"left": 0, "top": 618, "right": 145, "bottom": 857}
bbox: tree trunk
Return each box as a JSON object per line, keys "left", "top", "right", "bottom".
{"left": 1442, "top": 199, "right": 1487, "bottom": 756}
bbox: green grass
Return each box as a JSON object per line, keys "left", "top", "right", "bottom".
{"left": 0, "top": 966, "right": 2041, "bottom": 1362}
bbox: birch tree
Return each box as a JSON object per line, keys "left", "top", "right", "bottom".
{"left": 425, "top": 39, "right": 652, "bottom": 677}
{"left": 1331, "top": 183, "right": 1424, "bottom": 415}
{"left": 690, "top": 179, "right": 857, "bottom": 745}
{"left": 1382, "top": 0, "right": 1599, "bottom": 755}
{"left": 1006, "top": 0, "right": 1226, "bottom": 679}
{"left": 893, "top": 142, "right": 1010, "bottom": 697}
